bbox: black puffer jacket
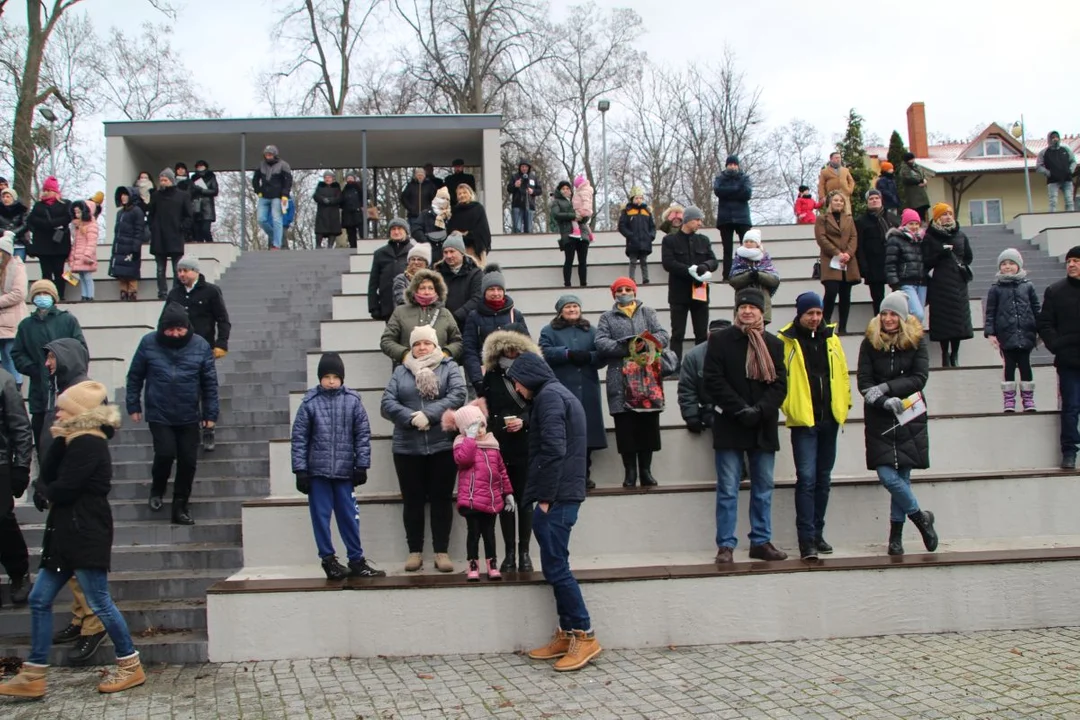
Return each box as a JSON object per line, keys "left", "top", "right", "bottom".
{"left": 855, "top": 210, "right": 896, "bottom": 285}
{"left": 1038, "top": 276, "right": 1080, "bottom": 369}
{"left": 340, "top": 181, "right": 364, "bottom": 228}
{"left": 0, "top": 200, "right": 28, "bottom": 244}
{"left": 109, "top": 187, "right": 146, "bottom": 280}
{"left": 984, "top": 275, "right": 1040, "bottom": 351}
{"left": 617, "top": 202, "right": 656, "bottom": 256}
{"left": 857, "top": 319, "right": 930, "bottom": 471}
{"left": 26, "top": 199, "right": 73, "bottom": 257}
{"left": 884, "top": 228, "right": 925, "bottom": 288}
{"left": 923, "top": 223, "right": 973, "bottom": 342}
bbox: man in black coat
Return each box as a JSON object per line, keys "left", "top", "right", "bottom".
{"left": 0, "top": 367, "right": 33, "bottom": 609}
{"left": 189, "top": 160, "right": 218, "bottom": 243}
{"left": 340, "top": 174, "right": 365, "bottom": 246}
{"left": 703, "top": 288, "right": 788, "bottom": 564}
{"left": 443, "top": 159, "right": 476, "bottom": 206}
{"left": 435, "top": 233, "right": 483, "bottom": 329}
{"left": 507, "top": 160, "right": 541, "bottom": 234}
{"left": 367, "top": 219, "right": 412, "bottom": 321}
{"left": 855, "top": 190, "right": 897, "bottom": 314}
{"left": 660, "top": 205, "right": 718, "bottom": 360}
{"left": 1037, "top": 245, "right": 1080, "bottom": 468}
{"left": 148, "top": 168, "right": 192, "bottom": 300}
{"left": 399, "top": 168, "right": 437, "bottom": 234}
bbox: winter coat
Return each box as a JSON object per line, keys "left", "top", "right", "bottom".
{"left": 1038, "top": 277, "right": 1080, "bottom": 369}
{"left": 435, "top": 256, "right": 483, "bottom": 328}
{"left": 400, "top": 178, "right": 437, "bottom": 218}
{"left": 661, "top": 229, "right": 719, "bottom": 306}
{"left": 857, "top": 318, "right": 930, "bottom": 470}
{"left": 392, "top": 271, "right": 413, "bottom": 306}
{"left": 463, "top": 299, "right": 529, "bottom": 386}
{"left": 125, "top": 303, "right": 219, "bottom": 425}
{"left": 109, "top": 193, "right": 146, "bottom": 281}
{"left": 454, "top": 436, "right": 513, "bottom": 514}
{"left": 815, "top": 211, "right": 861, "bottom": 283}
{"left": 313, "top": 181, "right": 343, "bottom": 236}
{"left": 504, "top": 352, "right": 587, "bottom": 505}
{"left": 1037, "top": 144, "right": 1077, "bottom": 184}
{"left": 855, "top": 210, "right": 896, "bottom": 285}
{"left": 38, "top": 405, "right": 121, "bottom": 572}
{"left": 817, "top": 165, "right": 856, "bottom": 214}
{"left": 380, "top": 269, "right": 464, "bottom": 362}
{"left": 291, "top": 385, "right": 371, "bottom": 480}
{"left": 702, "top": 325, "right": 787, "bottom": 452}
{"left": 923, "top": 223, "right": 973, "bottom": 342}
{"left": 148, "top": 185, "right": 192, "bottom": 257}
{"left": 550, "top": 195, "right": 578, "bottom": 244}
{"left": 712, "top": 170, "right": 753, "bottom": 226}
{"left": 875, "top": 173, "right": 901, "bottom": 209}
{"left": 794, "top": 196, "right": 819, "bottom": 224}
{"left": 252, "top": 157, "right": 293, "bottom": 200}
{"left": 34, "top": 338, "right": 88, "bottom": 465}
{"left": 0, "top": 200, "right": 28, "bottom": 244}
{"left": 677, "top": 340, "right": 711, "bottom": 425}
{"left": 445, "top": 201, "right": 492, "bottom": 256}
{"left": 984, "top": 275, "right": 1040, "bottom": 351}
{"left": 594, "top": 302, "right": 670, "bottom": 415}
{"left": 12, "top": 307, "right": 86, "bottom": 414}
{"left": 340, "top": 181, "right": 365, "bottom": 228}
{"left": 539, "top": 318, "right": 607, "bottom": 450}
{"left": 572, "top": 182, "right": 594, "bottom": 219}
{"left": 189, "top": 170, "right": 218, "bottom": 222}
{"left": 165, "top": 274, "right": 231, "bottom": 351}
{"left": 380, "top": 357, "right": 467, "bottom": 456}
{"left": 507, "top": 167, "right": 541, "bottom": 211}
{"left": 899, "top": 162, "right": 930, "bottom": 209}
{"left": 729, "top": 249, "right": 781, "bottom": 323}
{"left": 0, "top": 368, "right": 31, "bottom": 471}
{"left": 617, "top": 203, "right": 656, "bottom": 257}
{"left": 68, "top": 201, "right": 99, "bottom": 273}
{"left": 778, "top": 321, "right": 850, "bottom": 428}
{"left": 410, "top": 211, "right": 447, "bottom": 252}
{"left": 0, "top": 256, "right": 28, "bottom": 340}
{"left": 368, "top": 239, "right": 411, "bottom": 320}
{"left": 884, "top": 228, "right": 925, "bottom": 288}
{"left": 26, "top": 199, "right": 73, "bottom": 257}
{"left": 481, "top": 330, "right": 540, "bottom": 465}
{"left": 444, "top": 171, "right": 476, "bottom": 205}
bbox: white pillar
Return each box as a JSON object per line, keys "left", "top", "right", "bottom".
{"left": 480, "top": 128, "right": 503, "bottom": 234}
{"left": 104, "top": 136, "right": 140, "bottom": 237}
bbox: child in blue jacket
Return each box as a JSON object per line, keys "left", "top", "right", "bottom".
{"left": 291, "top": 352, "right": 386, "bottom": 579}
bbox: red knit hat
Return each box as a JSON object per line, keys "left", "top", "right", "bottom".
{"left": 610, "top": 277, "right": 638, "bottom": 297}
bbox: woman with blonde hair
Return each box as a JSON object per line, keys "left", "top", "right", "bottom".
{"left": 815, "top": 190, "right": 860, "bottom": 334}
{"left": 446, "top": 183, "right": 492, "bottom": 266}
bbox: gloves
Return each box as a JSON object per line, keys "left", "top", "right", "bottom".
{"left": 10, "top": 466, "right": 30, "bottom": 498}
{"left": 352, "top": 468, "right": 368, "bottom": 487}
{"left": 863, "top": 383, "right": 889, "bottom": 405}
{"left": 568, "top": 350, "right": 591, "bottom": 366}
{"left": 686, "top": 418, "right": 704, "bottom": 434}
{"left": 735, "top": 405, "right": 762, "bottom": 428}
{"left": 32, "top": 484, "right": 47, "bottom": 512}
{"left": 698, "top": 270, "right": 713, "bottom": 282}
{"left": 465, "top": 421, "right": 481, "bottom": 439}
{"left": 213, "top": 348, "right": 227, "bottom": 360}
{"left": 503, "top": 494, "right": 517, "bottom": 514}
{"left": 410, "top": 411, "right": 430, "bottom": 430}
{"left": 473, "top": 382, "right": 486, "bottom": 398}
{"left": 295, "top": 472, "right": 310, "bottom": 495}
{"left": 883, "top": 397, "right": 905, "bottom": 415}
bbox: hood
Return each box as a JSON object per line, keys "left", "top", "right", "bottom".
{"left": 45, "top": 338, "right": 89, "bottom": 392}
{"left": 114, "top": 186, "right": 137, "bottom": 207}
{"left": 516, "top": 159, "right": 532, "bottom": 173}
{"left": 482, "top": 329, "right": 540, "bottom": 373}
{"left": 505, "top": 351, "right": 555, "bottom": 392}
{"left": 886, "top": 227, "right": 920, "bottom": 243}
{"left": 157, "top": 302, "right": 191, "bottom": 332}
{"left": 72, "top": 199, "right": 93, "bottom": 222}
{"left": 405, "top": 268, "right": 448, "bottom": 304}
{"left": 52, "top": 403, "right": 121, "bottom": 437}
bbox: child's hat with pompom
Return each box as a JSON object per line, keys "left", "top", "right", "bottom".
{"left": 573, "top": 174, "right": 587, "bottom": 188}
{"left": 440, "top": 399, "right": 488, "bottom": 433}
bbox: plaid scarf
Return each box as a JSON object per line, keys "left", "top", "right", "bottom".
{"left": 734, "top": 316, "right": 777, "bottom": 383}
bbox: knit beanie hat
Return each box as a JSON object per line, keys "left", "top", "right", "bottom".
{"left": 795, "top": 291, "right": 823, "bottom": 319}
{"left": 90, "top": 191, "right": 105, "bottom": 205}
{"left": 880, "top": 162, "right": 894, "bottom": 172}
{"left": 177, "top": 256, "right": 200, "bottom": 273}
{"left": 903, "top": 152, "right": 916, "bottom": 162}
{"left": 0, "top": 232, "right": 14, "bottom": 257}
{"left": 682, "top": 206, "right": 705, "bottom": 224}
{"left": 263, "top": 145, "right": 279, "bottom": 157}
{"left": 573, "top": 174, "right": 587, "bottom": 189}
{"left": 866, "top": 189, "right": 881, "bottom": 200}
{"left": 708, "top": 319, "right": 731, "bottom": 333}
{"left": 735, "top": 287, "right": 765, "bottom": 313}
{"left": 56, "top": 380, "right": 108, "bottom": 417}
{"left": 410, "top": 325, "right": 439, "bottom": 348}
{"left": 1067, "top": 246, "right": 1080, "bottom": 261}
{"left": 388, "top": 217, "right": 409, "bottom": 234}
{"left": 901, "top": 208, "right": 922, "bottom": 226}
{"left": 629, "top": 185, "right": 645, "bottom": 199}
{"left": 997, "top": 248, "right": 1023, "bottom": 270}
{"left": 880, "top": 291, "right": 910, "bottom": 321}
{"left": 610, "top": 276, "right": 638, "bottom": 297}
{"left": 443, "top": 232, "right": 466, "bottom": 255}
{"left": 726, "top": 154, "right": 740, "bottom": 166}
{"left": 481, "top": 264, "right": 505, "bottom": 293}
{"left": 555, "top": 294, "right": 581, "bottom": 313}
{"left": 1, "top": 188, "right": 17, "bottom": 203}
{"left": 42, "top": 176, "right": 60, "bottom": 194}
{"left": 317, "top": 352, "right": 345, "bottom": 381}
{"left": 30, "top": 278, "right": 58, "bottom": 303}
{"left": 159, "top": 167, "right": 176, "bottom": 184}
{"left": 556, "top": 180, "right": 572, "bottom": 193}
{"left": 742, "top": 228, "right": 763, "bottom": 246}
{"left": 408, "top": 243, "right": 431, "bottom": 264}
{"left": 931, "top": 202, "right": 953, "bottom": 222}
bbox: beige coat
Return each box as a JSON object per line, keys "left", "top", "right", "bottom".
{"left": 815, "top": 212, "right": 861, "bottom": 283}
{"left": 818, "top": 165, "right": 856, "bottom": 215}
{"left": 0, "top": 257, "right": 27, "bottom": 339}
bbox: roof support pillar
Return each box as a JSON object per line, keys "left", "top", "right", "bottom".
{"left": 240, "top": 133, "right": 248, "bottom": 252}
{"left": 481, "top": 127, "right": 503, "bottom": 233}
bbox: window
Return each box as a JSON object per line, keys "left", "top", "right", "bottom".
{"left": 970, "top": 199, "right": 1003, "bottom": 225}
{"left": 983, "top": 138, "right": 1003, "bottom": 156}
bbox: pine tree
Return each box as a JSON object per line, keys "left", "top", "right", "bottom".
{"left": 837, "top": 109, "right": 874, "bottom": 216}
{"left": 886, "top": 130, "right": 909, "bottom": 207}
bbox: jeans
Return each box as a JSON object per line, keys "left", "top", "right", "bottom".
{"left": 78, "top": 271, "right": 94, "bottom": 299}
{"left": 876, "top": 465, "right": 919, "bottom": 522}
{"left": 714, "top": 449, "right": 776, "bottom": 548}
{"left": 511, "top": 207, "right": 533, "bottom": 234}
{"left": 0, "top": 338, "right": 20, "bottom": 384}
{"left": 532, "top": 502, "right": 591, "bottom": 632}
{"left": 308, "top": 477, "right": 364, "bottom": 562}
{"left": 257, "top": 197, "right": 284, "bottom": 248}
{"left": 1058, "top": 367, "right": 1080, "bottom": 455}
{"left": 149, "top": 422, "right": 200, "bottom": 502}
{"left": 155, "top": 255, "right": 179, "bottom": 298}
{"left": 898, "top": 284, "right": 927, "bottom": 323}
{"left": 28, "top": 567, "right": 136, "bottom": 664}
{"left": 790, "top": 418, "right": 838, "bottom": 543}
{"left": 1048, "top": 180, "right": 1075, "bottom": 212}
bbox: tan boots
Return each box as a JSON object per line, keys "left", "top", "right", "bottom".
{"left": 0, "top": 662, "right": 47, "bottom": 698}
{"left": 528, "top": 629, "right": 602, "bottom": 671}
{"left": 98, "top": 652, "right": 146, "bottom": 694}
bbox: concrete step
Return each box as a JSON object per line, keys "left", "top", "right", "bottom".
{"left": 15, "top": 496, "right": 246, "bottom": 524}
{"left": 118, "top": 424, "right": 284, "bottom": 445}
{"left": 0, "top": 628, "right": 208, "bottom": 665}
{"left": 18, "top": 518, "right": 242, "bottom": 547}
{"left": 62, "top": 299, "right": 167, "bottom": 329}
{"left": 0, "top": 598, "right": 206, "bottom": 637}
{"left": 26, "top": 543, "right": 243, "bottom": 573}
{"left": 107, "top": 476, "right": 269, "bottom": 501}
{"left": 31, "top": 261, "right": 221, "bottom": 289}
{"left": 216, "top": 397, "right": 291, "bottom": 414}
{"left": 108, "top": 458, "right": 269, "bottom": 481}
{"left": 25, "top": 240, "right": 237, "bottom": 266}
{"left": 1009, "top": 211, "right": 1080, "bottom": 240}
{"left": 215, "top": 410, "right": 291, "bottom": 427}
{"left": 110, "top": 441, "right": 269, "bottom": 463}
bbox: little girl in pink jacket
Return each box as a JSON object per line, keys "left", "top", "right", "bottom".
{"left": 69, "top": 200, "right": 99, "bottom": 302}
{"left": 570, "top": 174, "right": 594, "bottom": 240}
{"left": 443, "top": 401, "right": 515, "bottom": 581}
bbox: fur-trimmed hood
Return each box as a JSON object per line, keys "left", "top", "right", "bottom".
{"left": 404, "top": 268, "right": 447, "bottom": 305}
{"left": 482, "top": 329, "right": 540, "bottom": 373}
{"left": 51, "top": 403, "right": 121, "bottom": 441}
{"left": 865, "top": 314, "right": 924, "bottom": 351}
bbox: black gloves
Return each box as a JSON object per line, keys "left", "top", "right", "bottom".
{"left": 352, "top": 468, "right": 368, "bottom": 487}
{"left": 473, "top": 382, "right": 486, "bottom": 398}
{"left": 568, "top": 350, "right": 591, "bottom": 366}
{"left": 735, "top": 405, "right": 762, "bottom": 428}
{"left": 32, "top": 483, "right": 48, "bottom": 512}
{"left": 295, "top": 472, "right": 310, "bottom": 495}
{"left": 10, "top": 467, "right": 30, "bottom": 498}
{"left": 686, "top": 418, "right": 704, "bottom": 434}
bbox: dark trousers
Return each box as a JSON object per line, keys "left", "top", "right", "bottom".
{"left": 1060, "top": 368, "right": 1080, "bottom": 455}
{"left": 670, "top": 301, "right": 710, "bottom": 359}
{"left": 821, "top": 280, "right": 853, "bottom": 332}
{"left": 718, "top": 223, "right": 751, "bottom": 279}
{"left": 499, "top": 462, "right": 532, "bottom": 556}
{"left": 31, "top": 412, "right": 46, "bottom": 463}
{"left": 393, "top": 451, "right": 456, "bottom": 553}
{"left": 465, "top": 512, "right": 497, "bottom": 560}
{"left": 1002, "top": 348, "right": 1034, "bottom": 382}
{"left": 149, "top": 422, "right": 200, "bottom": 502}
{"left": 867, "top": 282, "right": 886, "bottom": 315}
{"left": 562, "top": 240, "right": 589, "bottom": 287}
{"left": 345, "top": 226, "right": 359, "bottom": 249}
{"left": 38, "top": 256, "right": 67, "bottom": 301}
{"left": 533, "top": 502, "right": 590, "bottom": 632}
{"left": 790, "top": 417, "right": 838, "bottom": 544}
{"left": 913, "top": 205, "right": 930, "bottom": 222}
{"left": 193, "top": 218, "right": 214, "bottom": 243}
{"left": 0, "top": 467, "right": 28, "bottom": 579}
{"left": 316, "top": 234, "right": 336, "bottom": 249}
{"left": 155, "top": 255, "right": 180, "bottom": 298}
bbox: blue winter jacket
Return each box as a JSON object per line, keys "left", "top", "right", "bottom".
{"left": 712, "top": 170, "right": 752, "bottom": 226}
{"left": 291, "top": 385, "right": 371, "bottom": 479}
{"left": 506, "top": 352, "right": 587, "bottom": 505}
{"left": 462, "top": 299, "right": 529, "bottom": 386}
{"left": 875, "top": 174, "right": 901, "bottom": 210}
{"left": 985, "top": 275, "right": 1041, "bottom": 351}
{"left": 125, "top": 304, "right": 219, "bottom": 425}
{"left": 380, "top": 357, "right": 468, "bottom": 455}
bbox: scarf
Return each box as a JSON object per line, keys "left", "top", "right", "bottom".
{"left": 617, "top": 300, "right": 638, "bottom": 317}
{"left": 485, "top": 297, "right": 506, "bottom": 311}
{"left": 455, "top": 431, "right": 500, "bottom": 449}
{"left": 734, "top": 316, "right": 777, "bottom": 383}
{"left": 432, "top": 197, "right": 451, "bottom": 229}
{"left": 736, "top": 246, "right": 763, "bottom": 262}
{"left": 414, "top": 291, "right": 437, "bottom": 307}
{"left": 41, "top": 194, "right": 57, "bottom": 205}
{"left": 931, "top": 218, "right": 957, "bottom": 234}
{"left": 995, "top": 270, "right": 1028, "bottom": 283}
{"left": 402, "top": 349, "right": 444, "bottom": 399}
{"left": 550, "top": 316, "right": 590, "bottom": 331}
{"left": 136, "top": 177, "right": 153, "bottom": 204}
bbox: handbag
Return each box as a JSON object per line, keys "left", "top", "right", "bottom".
{"left": 622, "top": 332, "right": 665, "bottom": 411}
{"left": 811, "top": 260, "right": 821, "bottom": 280}
{"left": 51, "top": 227, "right": 66, "bottom": 244}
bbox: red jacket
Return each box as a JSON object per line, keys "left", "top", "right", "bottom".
{"left": 794, "top": 196, "right": 820, "bottom": 224}
{"left": 453, "top": 436, "right": 513, "bottom": 514}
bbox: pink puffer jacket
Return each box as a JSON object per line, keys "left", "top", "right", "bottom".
{"left": 453, "top": 436, "right": 513, "bottom": 514}
{"left": 68, "top": 200, "right": 99, "bottom": 272}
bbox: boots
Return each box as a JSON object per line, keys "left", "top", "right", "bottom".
{"left": 171, "top": 498, "right": 195, "bottom": 525}
{"left": 466, "top": 560, "right": 480, "bottom": 582}
{"left": 433, "top": 553, "right": 454, "bottom": 572}
{"left": 97, "top": 652, "right": 146, "bottom": 694}
{"left": 1001, "top": 381, "right": 1017, "bottom": 412}
{"left": 887, "top": 521, "right": 905, "bottom": 556}
{"left": 1020, "top": 381, "right": 1036, "bottom": 412}
{"left": 528, "top": 629, "right": 571, "bottom": 660}
{"left": 321, "top": 555, "right": 349, "bottom": 580}
{"left": 404, "top": 552, "right": 423, "bottom": 572}
{"left": 553, "top": 630, "right": 602, "bottom": 672}
{"left": 638, "top": 451, "right": 658, "bottom": 487}
{"left": 9, "top": 574, "right": 31, "bottom": 605}
{"left": 500, "top": 547, "right": 517, "bottom": 574}
{"left": 486, "top": 558, "right": 501, "bottom": 580}
{"left": 907, "top": 510, "right": 938, "bottom": 552}
{"left": 0, "top": 662, "right": 47, "bottom": 698}
{"left": 621, "top": 454, "right": 637, "bottom": 488}
{"left": 940, "top": 344, "right": 952, "bottom": 367}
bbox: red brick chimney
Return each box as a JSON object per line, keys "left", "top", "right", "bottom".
{"left": 907, "top": 102, "right": 929, "bottom": 158}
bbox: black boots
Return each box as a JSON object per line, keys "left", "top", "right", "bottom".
{"left": 638, "top": 452, "right": 658, "bottom": 487}
{"left": 321, "top": 555, "right": 349, "bottom": 580}
{"left": 907, "top": 510, "right": 938, "bottom": 552}
{"left": 887, "top": 521, "right": 905, "bottom": 556}
{"left": 621, "top": 454, "right": 637, "bottom": 488}
{"left": 622, "top": 453, "right": 658, "bottom": 487}
{"left": 172, "top": 499, "right": 195, "bottom": 526}
{"left": 9, "top": 575, "right": 30, "bottom": 605}
{"left": 519, "top": 550, "right": 533, "bottom": 572}
{"left": 799, "top": 541, "right": 818, "bottom": 561}
{"left": 500, "top": 551, "right": 516, "bottom": 574}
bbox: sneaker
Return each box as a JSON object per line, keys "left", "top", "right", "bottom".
{"left": 0, "top": 662, "right": 47, "bottom": 698}
{"left": 466, "top": 560, "right": 480, "bottom": 582}
{"left": 815, "top": 537, "right": 834, "bottom": 555}
{"left": 404, "top": 552, "right": 423, "bottom": 572}
{"left": 321, "top": 555, "right": 349, "bottom": 580}
{"left": 53, "top": 623, "right": 81, "bottom": 644}
{"left": 348, "top": 558, "right": 386, "bottom": 578}
{"left": 748, "top": 542, "right": 788, "bottom": 561}
{"left": 799, "top": 542, "right": 818, "bottom": 561}
{"left": 148, "top": 495, "right": 163, "bottom": 512}
{"left": 201, "top": 426, "right": 216, "bottom": 452}
{"left": 553, "top": 630, "right": 602, "bottom": 672}
{"left": 68, "top": 631, "right": 107, "bottom": 664}
{"left": 486, "top": 558, "right": 501, "bottom": 580}
{"left": 528, "top": 629, "right": 571, "bottom": 660}
{"left": 98, "top": 652, "right": 145, "bottom": 694}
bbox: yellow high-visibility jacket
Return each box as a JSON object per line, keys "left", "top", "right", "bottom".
{"left": 778, "top": 321, "right": 851, "bottom": 427}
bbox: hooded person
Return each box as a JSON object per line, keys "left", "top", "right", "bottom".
{"left": 617, "top": 187, "right": 656, "bottom": 284}
{"left": 1036, "top": 131, "right": 1078, "bottom": 212}
{"left": 463, "top": 264, "right": 529, "bottom": 393}
{"left": 251, "top": 145, "right": 293, "bottom": 249}
{"left": 69, "top": 200, "right": 99, "bottom": 301}
{"left": 658, "top": 203, "right": 685, "bottom": 235}
{"left": 794, "top": 185, "right": 820, "bottom": 225}
{"left": 728, "top": 228, "right": 780, "bottom": 324}
{"left": 410, "top": 185, "right": 451, "bottom": 256}
{"left": 109, "top": 186, "right": 146, "bottom": 300}
{"left": 507, "top": 159, "right": 541, "bottom": 233}
{"left": 569, "top": 174, "right": 594, "bottom": 241}
{"left": 124, "top": 303, "right": 219, "bottom": 526}
{"left": 380, "top": 268, "right": 464, "bottom": 363}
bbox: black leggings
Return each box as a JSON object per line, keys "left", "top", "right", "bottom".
{"left": 866, "top": 282, "right": 886, "bottom": 315}
{"left": 1002, "top": 348, "right": 1033, "bottom": 382}
{"left": 939, "top": 339, "right": 962, "bottom": 365}
{"left": 38, "top": 256, "right": 67, "bottom": 301}
{"left": 393, "top": 451, "right": 456, "bottom": 553}
{"left": 718, "top": 224, "right": 751, "bottom": 279}
{"left": 345, "top": 226, "right": 359, "bottom": 248}
{"left": 500, "top": 462, "right": 532, "bottom": 556}
{"left": 562, "top": 241, "right": 589, "bottom": 286}
{"left": 821, "top": 281, "right": 853, "bottom": 332}
{"left": 466, "top": 512, "right": 498, "bottom": 560}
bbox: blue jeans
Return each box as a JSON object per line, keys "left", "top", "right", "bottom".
{"left": 790, "top": 418, "right": 838, "bottom": 543}
{"left": 876, "top": 466, "right": 919, "bottom": 523}
{"left": 309, "top": 476, "right": 364, "bottom": 562}
{"left": 1048, "top": 180, "right": 1075, "bottom": 213}
{"left": 0, "top": 338, "right": 20, "bottom": 384}
{"left": 78, "top": 271, "right": 94, "bottom": 299}
{"left": 1058, "top": 367, "right": 1080, "bottom": 455}
{"left": 715, "top": 450, "right": 776, "bottom": 548}
{"left": 898, "top": 285, "right": 926, "bottom": 323}
{"left": 511, "top": 207, "right": 532, "bottom": 234}
{"left": 532, "top": 502, "right": 590, "bottom": 632}
{"left": 28, "top": 567, "right": 136, "bottom": 664}
{"left": 257, "top": 197, "right": 284, "bottom": 248}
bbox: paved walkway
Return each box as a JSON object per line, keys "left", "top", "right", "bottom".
{"left": 4, "top": 627, "right": 1080, "bottom": 719}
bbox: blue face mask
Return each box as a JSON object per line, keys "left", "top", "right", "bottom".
{"left": 615, "top": 293, "right": 635, "bottom": 306}
{"left": 32, "top": 295, "right": 53, "bottom": 310}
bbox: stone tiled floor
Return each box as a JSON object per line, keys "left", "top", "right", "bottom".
{"left": 4, "top": 627, "right": 1080, "bottom": 718}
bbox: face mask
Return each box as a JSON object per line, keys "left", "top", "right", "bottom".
{"left": 33, "top": 295, "right": 53, "bottom": 310}
{"left": 414, "top": 291, "right": 437, "bottom": 307}
{"left": 498, "top": 357, "right": 516, "bottom": 371}
{"left": 615, "top": 293, "right": 635, "bottom": 306}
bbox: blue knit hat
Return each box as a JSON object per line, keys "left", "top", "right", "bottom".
{"left": 795, "top": 291, "right": 823, "bottom": 319}
{"left": 555, "top": 294, "right": 581, "bottom": 314}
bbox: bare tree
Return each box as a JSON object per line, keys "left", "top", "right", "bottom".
{"left": 767, "top": 119, "right": 825, "bottom": 206}
{"left": 617, "top": 66, "right": 681, "bottom": 213}
{"left": 99, "top": 22, "right": 203, "bottom": 120}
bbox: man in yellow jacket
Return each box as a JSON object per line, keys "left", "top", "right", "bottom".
{"left": 778, "top": 292, "right": 851, "bottom": 561}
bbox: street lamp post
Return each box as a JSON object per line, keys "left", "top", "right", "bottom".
{"left": 1011, "top": 117, "right": 1033, "bottom": 214}
{"left": 598, "top": 99, "right": 610, "bottom": 231}
{"left": 38, "top": 107, "right": 57, "bottom": 179}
